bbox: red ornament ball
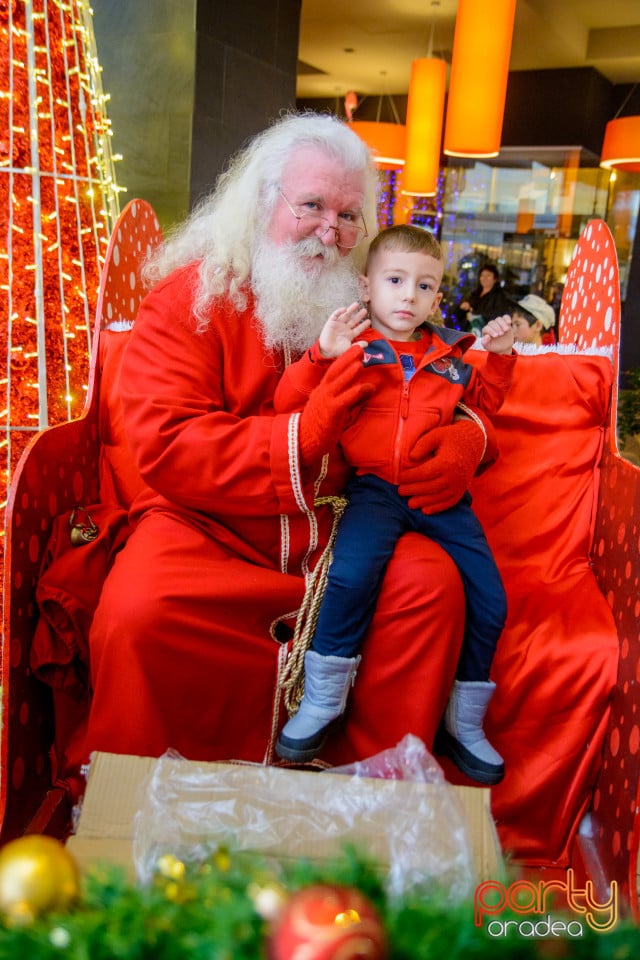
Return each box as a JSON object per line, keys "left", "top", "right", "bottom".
{"left": 268, "top": 884, "right": 387, "bottom": 960}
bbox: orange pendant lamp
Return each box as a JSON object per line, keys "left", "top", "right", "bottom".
{"left": 600, "top": 116, "right": 640, "bottom": 174}
{"left": 402, "top": 57, "right": 447, "bottom": 196}
{"left": 348, "top": 88, "right": 406, "bottom": 170}
{"left": 349, "top": 120, "right": 406, "bottom": 169}
{"left": 444, "top": 0, "right": 516, "bottom": 158}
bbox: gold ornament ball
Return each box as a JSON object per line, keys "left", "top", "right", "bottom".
{"left": 0, "top": 835, "right": 80, "bottom": 924}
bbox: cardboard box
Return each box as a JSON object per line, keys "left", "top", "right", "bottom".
{"left": 68, "top": 752, "right": 503, "bottom": 896}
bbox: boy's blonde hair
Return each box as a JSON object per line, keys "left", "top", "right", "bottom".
{"left": 365, "top": 224, "right": 442, "bottom": 272}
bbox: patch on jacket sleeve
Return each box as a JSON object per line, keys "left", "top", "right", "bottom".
{"left": 362, "top": 338, "right": 397, "bottom": 367}
{"left": 428, "top": 356, "right": 472, "bottom": 387}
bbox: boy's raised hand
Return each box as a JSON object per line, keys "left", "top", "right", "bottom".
{"left": 319, "top": 302, "right": 370, "bottom": 358}
{"left": 481, "top": 314, "right": 514, "bottom": 355}
{"left": 298, "top": 347, "right": 374, "bottom": 466}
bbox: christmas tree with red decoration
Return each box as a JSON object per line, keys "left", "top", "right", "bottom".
{"left": 0, "top": 0, "right": 120, "bottom": 572}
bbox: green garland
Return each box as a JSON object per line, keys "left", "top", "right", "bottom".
{"left": 0, "top": 845, "right": 637, "bottom": 959}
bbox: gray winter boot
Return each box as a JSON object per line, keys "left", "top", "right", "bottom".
{"left": 435, "top": 679, "right": 505, "bottom": 785}
{"left": 276, "top": 650, "right": 361, "bottom": 762}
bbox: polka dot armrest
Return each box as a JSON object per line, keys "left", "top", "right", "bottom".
{"left": 0, "top": 200, "right": 163, "bottom": 842}
{"left": 566, "top": 221, "right": 640, "bottom": 917}
{"left": 464, "top": 220, "right": 639, "bottom": 912}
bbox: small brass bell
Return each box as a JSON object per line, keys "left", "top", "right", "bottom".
{"left": 68, "top": 507, "right": 99, "bottom": 547}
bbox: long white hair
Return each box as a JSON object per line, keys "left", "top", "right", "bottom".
{"left": 141, "top": 111, "right": 379, "bottom": 331}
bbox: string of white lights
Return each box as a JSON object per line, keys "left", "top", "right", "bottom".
{"left": 24, "top": 0, "right": 49, "bottom": 428}
{"left": 0, "top": 0, "right": 122, "bottom": 522}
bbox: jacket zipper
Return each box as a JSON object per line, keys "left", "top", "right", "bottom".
{"left": 393, "top": 379, "right": 411, "bottom": 481}
{"left": 391, "top": 339, "right": 455, "bottom": 483}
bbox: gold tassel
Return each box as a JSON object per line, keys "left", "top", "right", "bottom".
{"left": 278, "top": 495, "right": 348, "bottom": 716}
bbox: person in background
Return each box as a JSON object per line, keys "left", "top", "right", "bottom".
{"left": 274, "top": 225, "right": 516, "bottom": 785}
{"left": 549, "top": 282, "right": 564, "bottom": 321}
{"left": 84, "top": 112, "right": 496, "bottom": 765}
{"left": 511, "top": 294, "right": 557, "bottom": 346}
{"left": 459, "top": 263, "right": 512, "bottom": 331}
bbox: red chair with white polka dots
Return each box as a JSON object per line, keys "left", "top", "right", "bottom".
{"left": 1, "top": 209, "right": 639, "bottom": 916}
{"left": 0, "top": 200, "right": 162, "bottom": 841}
{"left": 460, "top": 219, "right": 637, "bottom": 911}
{"left": 563, "top": 221, "right": 640, "bottom": 915}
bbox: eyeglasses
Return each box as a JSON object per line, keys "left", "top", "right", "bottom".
{"left": 278, "top": 191, "right": 368, "bottom": 250}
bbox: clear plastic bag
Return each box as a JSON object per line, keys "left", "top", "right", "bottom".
{"left": 132, "top": 735, "right": 477, "bottom": 900}
{"left": 326, "top": 732, "right": 446, "bottom": 782}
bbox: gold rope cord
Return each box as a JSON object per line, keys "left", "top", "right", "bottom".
{"left": 278, "top": 494, "right": 348, "bottom": 716}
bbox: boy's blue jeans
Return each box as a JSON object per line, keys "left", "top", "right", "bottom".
{"left": 311, "top": 473, "right": 507, "bottom": 681}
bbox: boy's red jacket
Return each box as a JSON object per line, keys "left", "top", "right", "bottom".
{"left": 274, "top": 323, "right": 516, "bottom": 485}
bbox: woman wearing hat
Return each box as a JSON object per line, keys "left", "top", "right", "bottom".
{"left": 511, "top": 294, "right": 557, "bottom": 346}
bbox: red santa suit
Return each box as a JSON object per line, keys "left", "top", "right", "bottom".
{"left": 86, "top": 263, "right": 466, "bottom": 764}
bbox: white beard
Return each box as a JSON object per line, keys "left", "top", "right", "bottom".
{"left": 251, "top": 236, "right": 361, "bottom": 354}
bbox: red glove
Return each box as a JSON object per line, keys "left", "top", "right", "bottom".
{"left": 397, "top": 419, "right": 486, "bottom": 514}
{"left": 298, "top": 346, "right": 374, "bottom": 466}
{"left": 457, "top": 403, "right": 498, "bottom": 470}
